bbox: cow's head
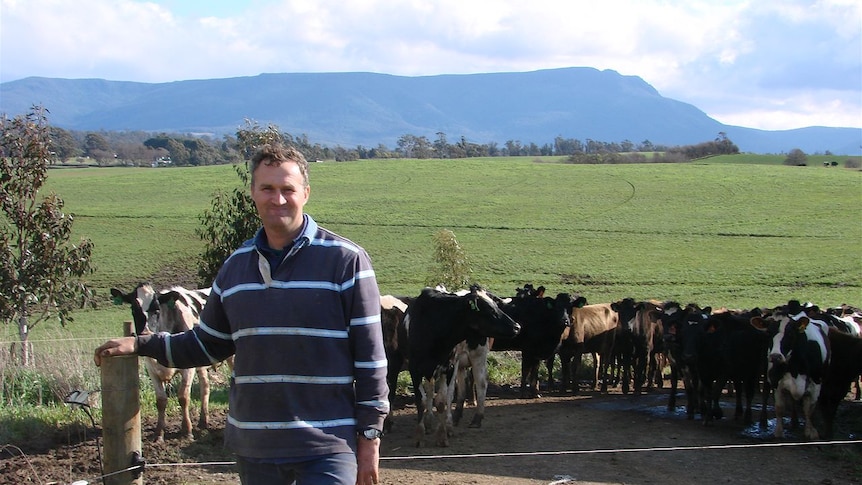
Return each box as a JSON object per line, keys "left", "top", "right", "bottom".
{"left": 611, "top": 298, "right": 638, "bottom": 333}
{"left": 155, "top": 289, "right": 205, "bottom": 334}
{"left": 661, "top": 302, "right": 709, "bottom": 363}
{"left": 465, "top": 286, "right": 521, "bottom": 338}
{"left": 556, "top": 293, "right": 585, "bottom": 327}
{"left": 111, "top": 283, "right": 158, "bottom": 335}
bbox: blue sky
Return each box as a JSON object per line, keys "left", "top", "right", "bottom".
{"left": 1, "top": 0, "right": 860, "bottom": 131}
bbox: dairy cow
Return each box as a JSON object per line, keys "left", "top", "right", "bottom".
{"left": 768, "top": 309, "right": 830, "bottom": 439}
{"left": 549, "top": 302, "right": 620, "bottom": 394}
{"left": 111, "top": 283, "right": 212, "bottom": 442}
{"left": 491, "top": 291, "right": 585, "bottom": 398}
{"left": 406, "top": 286, "right": 520, "bottom": 447}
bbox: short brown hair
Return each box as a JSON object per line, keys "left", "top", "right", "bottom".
{"left": 249, "top": 143, "right": 310, "bottom": 187}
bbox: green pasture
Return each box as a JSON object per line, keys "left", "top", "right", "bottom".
{"left": 3, "top": 155, "right": 861, "bottom": 347}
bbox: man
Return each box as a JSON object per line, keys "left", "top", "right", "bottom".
{"left": 95, "top": 143, "right": 389, "bottom": 485}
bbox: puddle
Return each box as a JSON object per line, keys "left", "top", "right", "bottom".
{"left": 580, "top": 392, "right": 795, "bottom": 440}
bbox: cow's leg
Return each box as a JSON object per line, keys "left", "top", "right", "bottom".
{"left": 565, "top": 351, "right": 581, "bottom": 394}
{"left": 412, "top": 374, "right": 427, "bottom": 447}
{"left": 177, "top": 368, "right": 194, "bottom": 438}
{"left": 683, "top": 369, "right": 698, "bottom": 420}
{"left": 383, "top": 355, "right": 402, "bottom": 434}
{"left": 450, "top": 360, "right": 465, "bottom": 427}
{"left": 620, "top": 347, "right": 632, "bottom": 395}
{"left": 522, "top": 355, "right": 540, "bottom": 398}
{"left": 709, "top": 376, "right": 725, "bottom": 423}
{"left": 633, "top": 346, "right": 646, "bottom": 395}
{"left": 667, "top": 364, "right": 678, "bottom": 412}
{"left": 519, "top": 358, "right": 529, "bottom": 398}
{"left": 758, "top": 364, "right": 770, "bottom": 428}
{"left": 545, "top": 355, "right": 557, "bottom": 392}
{"left": 146, "top": 360, "right": 170, "bottom": 443}
{"left": 644, "top": 350, "right": 658, "bottom": 392}
{"left": 153, "top": 379, "right": 168, "bottom": 442}
{"left": 427, "top": 377, "right": 443, "bottom": 435}
{"left": 774, "top": 387, "right": 786, "bottom": 438}
{"left": 469, "top": 353, "right": 488, "bottom": 428}
{"left": 436, "top": 373, "right": 453, "bottom": 446}
{"left": 698, "top": 379, "right": 721, "bottom": 425}
{"left": 653, "top": 352, "right": 666, "bottom": 389}
{"left": 802, "top": 387, "right": 821, "bottom": 440}
{"left": 196, "top": 366, "right": 210, "bottom": 430}
{"left": 528, "top": 362, "right": 541, "bottom": 398}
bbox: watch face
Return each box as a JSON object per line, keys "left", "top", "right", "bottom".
{"left": 363, "top": 428, "right": 382, "bottom": 439}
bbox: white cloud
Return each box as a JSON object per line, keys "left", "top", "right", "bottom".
{"left": 1, "top": 0, "right": 859, "bottom": 130}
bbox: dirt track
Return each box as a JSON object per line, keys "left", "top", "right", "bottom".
{"left": 2, "top": 387, "right": 861, "bottom": 484}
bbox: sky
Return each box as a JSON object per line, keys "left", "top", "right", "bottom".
{"left": 1, "top": 0, "right": 860, "bottom": 131}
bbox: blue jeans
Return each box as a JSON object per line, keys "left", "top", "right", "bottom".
{"left": 236, "top": 453, "right": 357, "bottom": 485}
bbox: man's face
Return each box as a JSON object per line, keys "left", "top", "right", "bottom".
{"left": 250, "top": 160, "right": 310, "bottom": 248}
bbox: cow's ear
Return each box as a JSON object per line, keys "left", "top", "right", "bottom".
{"left": 750, "top": 317, "right": 768, "bottom": 332}
{"left": 797, "top": 317, "right": 810, "bottom": 333}
{"left": 110, "top": 288, "right": 127, "bottom": 304}
{"left": 158, "top": 291, "right": 181, "bottom": 309}
{"left": 468, "top": 296, "right": 479, "bottom": 312}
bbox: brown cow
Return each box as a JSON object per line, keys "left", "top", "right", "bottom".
{"left": 550, "top": 303, "right": 620, "bottom": 393}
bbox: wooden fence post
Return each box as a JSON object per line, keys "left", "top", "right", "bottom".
{"left": 100, "top": 321, "right": 143, "bottom": 485}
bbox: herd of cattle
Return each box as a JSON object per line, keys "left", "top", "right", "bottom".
{"left": 112, "top": 282, "right": 862, "bottom": 447}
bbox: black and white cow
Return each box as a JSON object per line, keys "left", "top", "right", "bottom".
{"left": 406, "top": 286, "right": 520, "bottom": 447}
{"left": 767, "top": 309, "right": 830, "bottom": 439}
{"left": 111, "top": 283, "right": 212, "bottom": 442}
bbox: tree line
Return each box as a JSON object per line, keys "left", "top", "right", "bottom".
{"left": 44, "top": 123, "right": 741, "bottom": 167}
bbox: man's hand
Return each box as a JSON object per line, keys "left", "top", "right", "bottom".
{"left": 356, "top": 436, "right": 381, "bottom": 485}
{"left": 94, "top": 337, "right": 137, "bottom": 366}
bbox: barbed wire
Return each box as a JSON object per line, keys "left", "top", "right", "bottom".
{"left": 0, "top": 336, "right": 110, "bottom": 345}
{"left": 48, "top": 438, "right": 862, "bottom": 485}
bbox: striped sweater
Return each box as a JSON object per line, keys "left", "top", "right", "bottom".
{"left": 137, "top": 215, "right": 389, "bottom": 459}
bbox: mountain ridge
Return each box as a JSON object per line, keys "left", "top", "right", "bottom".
{"left": 2, "top": 67, "right": 859, "bottom": 154}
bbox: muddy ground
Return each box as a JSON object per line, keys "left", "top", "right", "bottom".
{"left": 2, "top": 386, "right": 860, "bottom": 485}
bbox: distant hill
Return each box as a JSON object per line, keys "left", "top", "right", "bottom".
{"left": 2, "top": 68, "right": 860, "bottom": 155}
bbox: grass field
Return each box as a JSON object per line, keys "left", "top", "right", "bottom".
{"left": 1, "top": 153, "right": 860, "bottom": 443}
{"left": 27, "top": 155, "right": 862, "bottom": 330}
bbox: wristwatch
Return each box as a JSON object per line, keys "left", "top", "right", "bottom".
{"left": 359, "top": 428, "right": 383, "bottom": 440}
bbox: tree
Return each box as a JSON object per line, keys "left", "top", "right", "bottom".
{"left": 49, "top": 126, "right": 81, "bottom": 161}
{"left": 434, "top": 132, "right": 450, "bottom": 159}
{"left": 196, "top": 120, "right": 282, "bottom": 285}
{"left": 0, "top": 107, "right": 96, "bottom": 365}
{"left": 784, "top": 148, "right": 808, "bottom": 166}
{"left": 426, "top": 229, "right": 472, "bottom": 290}
{"left": 84, "top": 132, "right": 112, "bottom": 164}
